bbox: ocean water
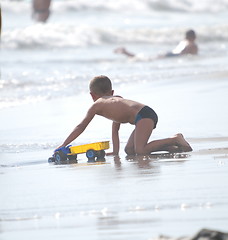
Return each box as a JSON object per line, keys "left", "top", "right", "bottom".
{"left": 1, "top": 0, "right": 228, "bottom": 239}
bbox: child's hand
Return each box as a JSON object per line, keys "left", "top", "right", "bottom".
{"left": 55, "top": 145, "right": 65, "bottom": 152}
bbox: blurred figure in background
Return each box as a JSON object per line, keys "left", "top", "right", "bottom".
{"left": 32, "top": 0, "right": 51, "bottom": 23}
{"left": 161, "top": 29, "right": 198, "bottom": 57}
{"left": 115, "top": 29, "right": 198, "bottom": 58}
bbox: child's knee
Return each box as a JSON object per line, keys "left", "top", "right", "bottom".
{"left": 125, "top": 145, "right": 146, "bottom": 155}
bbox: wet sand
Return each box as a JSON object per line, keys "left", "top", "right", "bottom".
{"left": 1, "top": 78, "right": 228, "bottom": 240}
{"left": 0, "top": 140, "right": 228, "bottom": 240}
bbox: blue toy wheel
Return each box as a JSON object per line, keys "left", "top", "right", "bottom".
{"left": 54, "top": 151, "right": 67, "bottom": 163}
{"left": 86, "top": 149, "right": 96, "bottom": 162}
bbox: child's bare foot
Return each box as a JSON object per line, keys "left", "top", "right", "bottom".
{"left": 174, "top": 133, "right": 193, "bottom": 152}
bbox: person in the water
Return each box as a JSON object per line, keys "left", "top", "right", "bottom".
{"left": 32, "top": 0, "right": 51, "bottom": 23}
{"left": 115, "top": 29, "right": 198, "bottom": 58}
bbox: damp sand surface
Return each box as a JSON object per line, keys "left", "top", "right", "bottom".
{"left": 1, "top": 78, "right": 228, "bottom": 240}
{"left": 1, "top": 1, "right": 228, "bottom": 238}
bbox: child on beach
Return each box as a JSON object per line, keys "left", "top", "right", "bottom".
{"left": 56, "top": 75, "right": 192, "bottom": 155}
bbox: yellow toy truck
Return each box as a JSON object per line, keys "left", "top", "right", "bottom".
{"left": 48, "top": 141, "right": 110, "bottom": 164}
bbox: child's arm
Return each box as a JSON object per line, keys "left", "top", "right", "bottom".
{"left": 56, "top": 106, "right": 96, "bottom": 149}
{"left": 107, "top": 122, "right": 120, "bottom": 156}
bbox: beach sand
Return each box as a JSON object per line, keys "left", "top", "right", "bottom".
{"left": 1, "top": 0, "right": 228, "bottom": 239}
{"left": 1, "top": 76, "right": 228, "bottom": 240}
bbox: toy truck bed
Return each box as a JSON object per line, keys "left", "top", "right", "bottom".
{"left": 69, "top": 141, "right": 109, "bottom": 155}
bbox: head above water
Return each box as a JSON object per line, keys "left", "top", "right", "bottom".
{"left": 185, "top": 29, "right": 196, "bottom": 41}
{"left": 89, "top": 75, "right": 113, "bottom": 99}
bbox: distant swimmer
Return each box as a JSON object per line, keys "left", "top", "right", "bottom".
{"left": 115, "top": 29, "right": 198, "bottom": 59}
{"left": 32, "top": 0, "right": 51, "bottom": 23}
{"left": 161, "top": 29, "right": 198, "bottom": 57}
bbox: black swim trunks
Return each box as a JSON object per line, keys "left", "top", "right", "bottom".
{"left": 134, "top": 106, "right": 158, "bottom": 128}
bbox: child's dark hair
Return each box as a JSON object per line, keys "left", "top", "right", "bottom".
{"left": 89, "top": 75, "right": 112, "bottom": 95}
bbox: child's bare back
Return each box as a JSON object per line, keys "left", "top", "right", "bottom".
{"left": 92, "top": 96, "right": 145, "bottom": 124}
